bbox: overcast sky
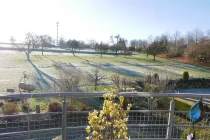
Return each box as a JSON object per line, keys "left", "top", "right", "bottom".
{"left": 0, "top": 0, "right": 210, "bottom": 43}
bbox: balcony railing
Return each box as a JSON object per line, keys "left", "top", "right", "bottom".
{"left": 0, "top": 92, "right": 210, "bottom": 140}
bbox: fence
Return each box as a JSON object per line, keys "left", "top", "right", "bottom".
{"left": 0, "top": 92, "right": 210, "bottom": 140}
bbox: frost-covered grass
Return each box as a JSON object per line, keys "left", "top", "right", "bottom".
{"left": 0, "top": 50, "right": 209, "bottom": 93}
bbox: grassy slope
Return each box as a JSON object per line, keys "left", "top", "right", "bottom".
{"left": 0, "top": 51, "right": 209, "bottom": 93}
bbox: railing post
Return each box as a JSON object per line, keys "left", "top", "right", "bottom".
{"left": 62, "top": 97, "right": 67, "bottom": 140}
{"left": 166, "top": 98, "right": 174, "bottom": 140}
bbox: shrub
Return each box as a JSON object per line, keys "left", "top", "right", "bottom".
{"left": 128, "top": 46, "right": 135, "bottom": 51}
{"left": 167, "top": 49, "right": 184, "bottom": 58}
{"left": 52, "top": 135, "right": 61, "bottom": 140}
{"left": 48, "top": 100, "right": 62, "bottom": 112}
{"left": 21, "top": 101, "right": 31, "bottom": 112}
{"left": 3, "top": 102, "right": 19, "bottom": 115}
{"left": 181, "top": 128, "right": 210, "bottom": 139}
{"left": 86, "top": 90, "right": 132, "bottom": 140}
{"left": 182, "top": 71, "right": 189, "bottom": 81}
{"left": 67, "top": 104, "right": 76, "bottom": 111}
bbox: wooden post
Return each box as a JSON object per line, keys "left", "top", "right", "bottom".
{"left": 36, "top": 105, "right": 40, "bottom": 113}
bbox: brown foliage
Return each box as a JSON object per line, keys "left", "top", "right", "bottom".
{"left": 48, "top": 101, "right": 62, "bottom": 112}
{"left": 3, "top": 102, "right": 19, "bottom": 115}
{"left": 185, "top": 44, "right": 210, "bottom": 63}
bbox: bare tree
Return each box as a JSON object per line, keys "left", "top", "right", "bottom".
{"left": 40, "top": 35, "right": 54, "bottom": 55}
{"left": 111, "top": 74, "right": 120, "bottom": 91}
{"left": 130, "top": 39, "right": 137, "bottom": 48}
{"left": 59, "top": 37, "right": 67, "bottom": 48}
{"left": 173, "top": 30, "right": 180, "bottom": 48}
{"left": 110, "top": 34, "right": 121, "bottom": 56}
{"left": 207, "top": 29, "right": 210, "bottom": 39}
{"left": 119, "top": 38, "right": 127, "bottom": 57}
{"left": 25, "top": 32, "right": 39, "bottom": 60}
{"left": 147, "top": 36, "right": 166, "bottom": 61}
{"left": 86, "top": 68, "right": 106, "bottom": 91}
{"left": 193, "top": 28, "right": 205, "bottom": 43}
{"left": 95, "top": 42, "right": 109, "bottom": 57}
{"left": 147, "top": 35, "right": 154, "bottom": 45}
{"left": 186, "top": 31, "right": 196, "bottom": 46}
{"left": 9, "top": 36, "right": 16, "bottom": 47}
{"left": 66, "top": 39, "right": 79, "bottom": 56}
{"left": 56, "top": 68, "right": 82, "bottom": 92}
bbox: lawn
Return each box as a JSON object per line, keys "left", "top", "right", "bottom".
{"left": 0, "top": 50, "right": 209, "bottom": 94}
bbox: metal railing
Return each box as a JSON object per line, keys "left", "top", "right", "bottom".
{"left": 0, "top": 92, "right": 210, "bottom": 140}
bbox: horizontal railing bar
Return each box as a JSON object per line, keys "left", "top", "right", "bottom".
{"left": 0, "top": 92, "right": 105, "bottom": 99}
{"left": 0, "top": 110, "right": 169, "bottom": 118}
{"left": 130, "top": 110, "right": 169, "bottom": 113}
{"left": 0, "top": 124, "right": 209, "bottom": 137}
{"left": 127, "top": 124, "right": 168, "bottom": 127}
{"left": 174, "top": 110, "right": 210, "bottom": 114}
{"left": 1, "top": 92, "right": 210, "bottom": 99}
{"left": 0, "top": 112, "right": 62, "bottom": 118}
{"left": 0, "top": 128, "right": 61, "bottom": 136}
{"left": 0, "top": 110, "right": 209, "bottom": 118}
{"left": 66, "top": 126, "right": 86, "bottom": 129}
{"left": 66, "top": 124, "right": 169, "bottom": 129}
{"left": 173, "top": 124, "right": 210, "bottom": 128}
{"left": 131, "top": 138, "right": 167, "bottom": 140}
{"left": 118, "top": 92, "right": 210, "bottom": 98}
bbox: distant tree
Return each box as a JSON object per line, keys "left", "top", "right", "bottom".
{"left": 90, "top": 39, "right": 97, "bottom": 51}
{"left": 110, "top": 34, "right": 121, "bottom": 56}
{"left": 86, "top": 68, "right": 106, "bottom": 91}
{"left": 207, "top": 29, "right": 210, "bottom": 39}
{"left": 147, "top": 37, "right": 166, "bottom": 61}
{"left": 193, "top": 28, "right": 205, "bottom": 43}
{"left": 130, "top": 39, "right": 137, "bottom": 48}
{"left": 39, "top": 35, "right": 54, "bottom": 55}
{"left": 147, "top": 35, "right": 154, "bottom": 45}
{"left": 144, "top": 35, "right": 154, "bottom": 58}
{"left": 56, "top": 68, "right": 82, "bottom": 92}
{"left": 24, "top": 32, "right": 39, "bottom": 60}
{"left": 173, "top": 30, "right": 181, "bottom": 48}
{"left": 66, "top": 39, "right": 79, "bottom": 56}
{"left": 119, "top": 38, "right": 127, "bottom": 57}
{"left": 95, "top": 42, "right": 109, "bottom": 57}
{"left": 186, "top": 31, "right": 196, "bottom": 46}
{"left": 9, "top": 36, "right": 16, "bottom": 47}
{"left": 59, "top": 37, "right": 67, "bottom": 48}
{"left": 78, "top": 40, "right": 91, "bottom": 51}
{"left": 128, "top": 46, "right": 135, "bottom": 51}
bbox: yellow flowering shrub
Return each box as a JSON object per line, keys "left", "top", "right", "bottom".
{"left": 86, "top": 89, "right": 132, "bottom": 140}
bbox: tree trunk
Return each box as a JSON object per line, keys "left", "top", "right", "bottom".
{"left": 72, "top": 48, "right": 75, "bottom": 56}
{"left": 153, "top": 55, "right": 156, "bottom": 61}
{"left": 27, "top": 45, "right": 30, "bottom": 61}
{"left": 147, "top": 53, "right": 148, "bottom": 58}
{"left": 42, "top": 46, "right": 43, "bottom": 55}
{"left": 116, "top": 50, "right": 118, "bottom": 56}
{"left": 101, "top": 52, "right": 102, "bottom": 58}
{"left": 95, "top": 79, "right": 97, "bottom": 91}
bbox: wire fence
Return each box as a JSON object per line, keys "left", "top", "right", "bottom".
{"left": 0, "top": 92, "right": 210, "bottom": 140}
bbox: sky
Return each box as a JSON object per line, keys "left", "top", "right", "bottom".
{"left": 0, "top": 0, "right": 210, "bottom": 43}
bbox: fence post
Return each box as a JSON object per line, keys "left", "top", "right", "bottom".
{"left": 36, "top": 105, "right": 40, "bottom": 113}
{"left": 62, "top": 97, "right": 67, "bottom": 140}
{"left": 166, "top": 98, "right": 174, "bottom": 140}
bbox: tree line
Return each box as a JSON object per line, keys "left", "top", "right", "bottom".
{"left": 130, "top": 28, "right": 210, "bottom": 62}
{"left": 9, "top": 28, "right": 210, "bottom": 63}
